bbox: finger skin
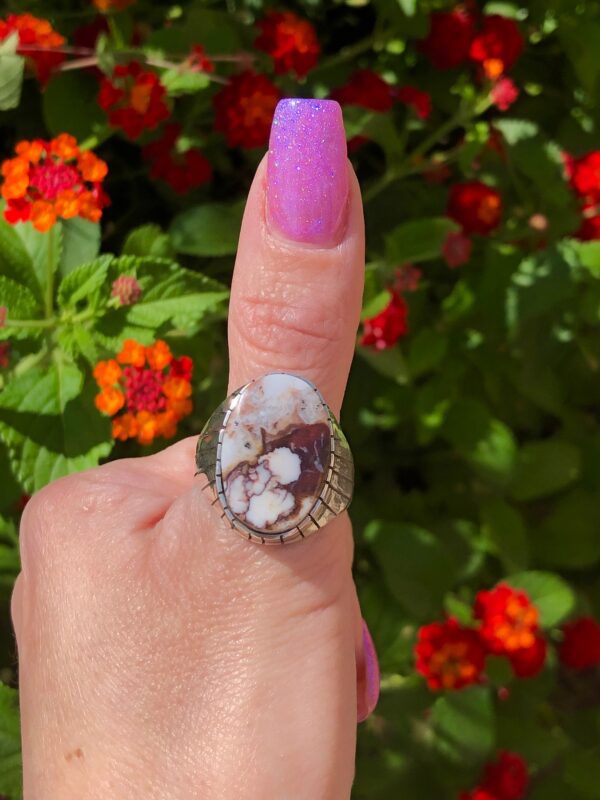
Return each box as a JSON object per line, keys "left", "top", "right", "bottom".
{"left": 15, "top": 108, "right": 368, "bottom": 798}
{"left": 228, "top": 157, "right": 365, "bottom": 416}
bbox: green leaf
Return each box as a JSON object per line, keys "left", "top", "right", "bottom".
{"left": 563, "top": 748, "right": 600, "bottom": 799}
{"left": 369, "top": 521, "right": 459, "bottom": 619}
{"left": 126, "top": 267, "right": 228, "bottom": 329}
{"left": 397, "top": 0, "right": 417, "bottom": 15}
{"left": 12, "top": 221, "right": 62, "bottom": 298}
{"left": 57, "top": 256, "right": 111, "bottom": 308}
{"left": 170, "top": 202, "right": 245, "bottom": 256}
{"left": 407, "top": 329, "right": 448, "bottom": 379}
{"left": 506, "top": 571, "right": 575, "bottom": 628}
{"left": 0, "top": 32, "right": 25, "bottom": 111}
{"left": 570, "top": 239, "right": 600, "bottom": 278}
{"left": 443, "top": 399, "right": 517, "bottom": 485}
{"left": 481, "top": 499, "right": 529, "bottom": 571}
{"left": 533, "top": 490, "right": 600, "bottom": 569}
{"left": 0, "top": 683, "right": 21, "bottom": 798}
{"left": 0, "top": 363, "right": 112, "bottom": 493}
{"left": 0, "top": 217, "right": 42, "bottom": 302}
{"left": 60, "top": 218, "right": 101, "bottom": 276}
{"left": 161, "top": 68, "right": 210, "bottom": 95}
{"left": 509, "top": 439, "right": 581, "bottom": 501}
{"left": 431, "top": 687, "right": 495, "bottom": 764}
{"left": 0, "top": 275, "right": 39, "bottom": 318}
{"left": 357, "top": 345, "right": 410, "bottom": 385}
{"left": 42, "top": 71, "right": 106, "bottom": 140}
{"left": 494, "top": 118, "right": 539, "bottom": 145}
{"left": 385, "top": 218, "right": 459, "bottom": 264}
{"left": 122, "top": 225, "right": 173, "bottom": 259}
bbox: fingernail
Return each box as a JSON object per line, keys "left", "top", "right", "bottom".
{"left": 267, "top": 98, "right": 349, "bottom": 246}
{"left": 358, "top": 619, "right": 380, "bottom": 723}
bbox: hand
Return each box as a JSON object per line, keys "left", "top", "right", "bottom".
{"left": 12, "top": 99, "right": 379, "bottom": 800}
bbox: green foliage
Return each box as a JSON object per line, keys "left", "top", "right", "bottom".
{"left": 1, "top": 0, "right": 599, "bottom": 797}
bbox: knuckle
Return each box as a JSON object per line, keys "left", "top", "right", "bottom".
{"left": 234, "top": 291, "right": 346, "bottom": 367}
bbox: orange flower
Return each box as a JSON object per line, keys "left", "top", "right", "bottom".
{"left": 0, "top": 14, "right": 65, "bottom": 85}
{"left": 146, "top": 340, "right": 172, "bottom": 370}
{"left": 415, "top": 618, "right": 486, "bottom": 691}
{"left": 1, "top": 135, "right": 109, "bottom": 232}
{"left": 117, "top": 339, "right": 146, "bottom": 368}
{"left": 163, "top": 376, "right": 192, "bottom": 401}
{"left": 95, "top": 386, "right": 125, "bottom": 416}
{"left": 93, "top": 0, "right": 136, "bottom": 13}
{"left": 94, "top": 339, "right": 193, "bottom": 445}
{"left": 93, "top": 359, "right": 122, "bottom": 387}
{"left": 112, "top": 412, "right": 138, "bottom": 441}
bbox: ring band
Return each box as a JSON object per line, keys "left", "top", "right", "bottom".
{"left": 195, "top": 372, "right": 354, "bottom": 544}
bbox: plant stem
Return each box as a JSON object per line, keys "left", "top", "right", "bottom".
{"left": 4, "top": 318, "right": 56, "bottom": 329}
{"left": 311, "top": 31, "right": 391, "bottom": 76}
{"left": 45, "top": 233, "right": 55, "bottom": 321}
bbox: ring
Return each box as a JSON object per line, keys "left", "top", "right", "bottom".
{"left": 195, "top": 372, "right": 354, "bottom": 544}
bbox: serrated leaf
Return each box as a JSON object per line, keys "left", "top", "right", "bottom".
{"left": 0, "top": 32, "right": 24, "bottom": 111}
{"left": 0, "top": 683, "right": 21, "bottom": 798}
{"left": 0, "top": 275, "right": 41, "bottom": 340}
{"left": 385, "top": 218, "right": 459, "bottom": 264}
{"left": 60, "top": 218, "right": 101, "bottom": 276}
{"left": 122, "top": 225, "right": 173, "bottom": 258}
{"left": 0, "top": 217, "right": 42, "bottom": 302}
{"left": 126, "top": 268, "right": 228, "bottom": 329}
{"left": 57, "top": 256, "right": 111, "bottom": 308}
{"left": 506, "top": 571, "right": 575, "bottom": 628}
{"left": 0, "top": 363, "right": 112, "bottom": 492}
{"left": 170, "top": 202, "right": 244, "bottom": 256}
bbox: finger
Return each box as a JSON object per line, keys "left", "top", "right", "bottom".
{"left": 228, "top": 98, "right": 365, "bottom": 415}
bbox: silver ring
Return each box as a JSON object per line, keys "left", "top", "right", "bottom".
{"left": 195, "top": 372, "right": 354, "bottom": 544}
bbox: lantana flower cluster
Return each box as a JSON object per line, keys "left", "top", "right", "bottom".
{"left": 415, "top": 583, "right": 600, "bottom": 692}
{"left": 1, "top": 134, "right": 108, "bottom": 232}
{"left": 94, "top": 340, "right": 193, "bottom": 445}
{"left": 460, "top": 751, "right": 529, "bottom": 800}
{"left": 0, "top": 13, "right": 65, "bottom": 84}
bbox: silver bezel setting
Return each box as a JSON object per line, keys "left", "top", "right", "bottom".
{"left": 195, "top": 372, "right": 354, "bottom": 544}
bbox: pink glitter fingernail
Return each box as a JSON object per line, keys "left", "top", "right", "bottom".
{"left": 358, "top": 619, "right": 380, "bottom": 723}
{"left": 266, "top": 98, "right": 349, "bottom": 246}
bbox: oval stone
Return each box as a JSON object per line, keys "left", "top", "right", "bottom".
{"left": 218, "top": 373, "right": 331, "bottom": 534}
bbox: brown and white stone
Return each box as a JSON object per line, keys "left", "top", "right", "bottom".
{"left": 218, "top": 373, "right": 331, "bottom": 534}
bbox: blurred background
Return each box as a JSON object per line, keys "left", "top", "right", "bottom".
{"left": 0, "top": 1, "right": 599, "bottom": 797}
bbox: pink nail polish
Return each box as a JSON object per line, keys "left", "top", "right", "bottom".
{"left": 358, "top": 619, "right": 380, "bottom": 723}
{"left": 267, "top": 98, "right": 349, "bottom": 246}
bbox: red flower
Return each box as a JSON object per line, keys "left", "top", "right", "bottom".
{"left": 559, "top": 617, "right": 600, "bottom": 670}
{"left": 507, "top": 635, "right": 547, "bottom": 678}
{"left": 1, "top": 135, "right": 109, "bottom": 232}
{"left": 255, "top": 11, "right": 320, "bottom": 78}
{"left": 569, "top": 151, "right": 600, "bottom": 203}
{"left": 469, "top": 15, "right": 524, "bottom": 79}
{"left": 330, "top": 70, "right": 394, "bottom": 112}
{"left": 0, "top": 342, "right": 10, "bottom": 369}
{"left": 394, "top": 264, "right": 422, "bottom": 293}
{"left": 448, "top": 181, "right": 503, "bottom": 235}
{"left": 213, "top": 71, "right": 280, "bottom": 149}
{"left": 99, "top": 62, "right": 170, "bottom": 140}
{"left": 474, "top": 584, "right": 539, "bottom": 655}
{"left": 482, "top": 751, "right": 529, "bottom": 800}
{"left": 415, "top": 618, "right": 487, "bottom": 691}
{"left": 361, "top": 290, "right": 409, "bottom": 350}
{"left": 443, "top": 230, "right": 473, "bottom": 268}
{"left": 490, "top": 77, "right": 519, "bottom": 111}
{"left": 0, "top": 13, "right": 65, "bottom": 85}
{"left": 111, "top": 275, "right": 142, "bottom": 306}
{"left": 188, "top": 44, "right": 214, "bottom": 74}
{"left": 419, "top": 9, "right": 476, "bottom": 70}
{"left": 143, "top": 124, "right": 212, "bottom": 194}
{"left": 395, "top": 85, "right": 432, "bottom": 120}
{"left": 577, "top": 212, "right": 600, "bottom": 241}
{"left": 459, "top": 790, "right": 496, "bottom": 800}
